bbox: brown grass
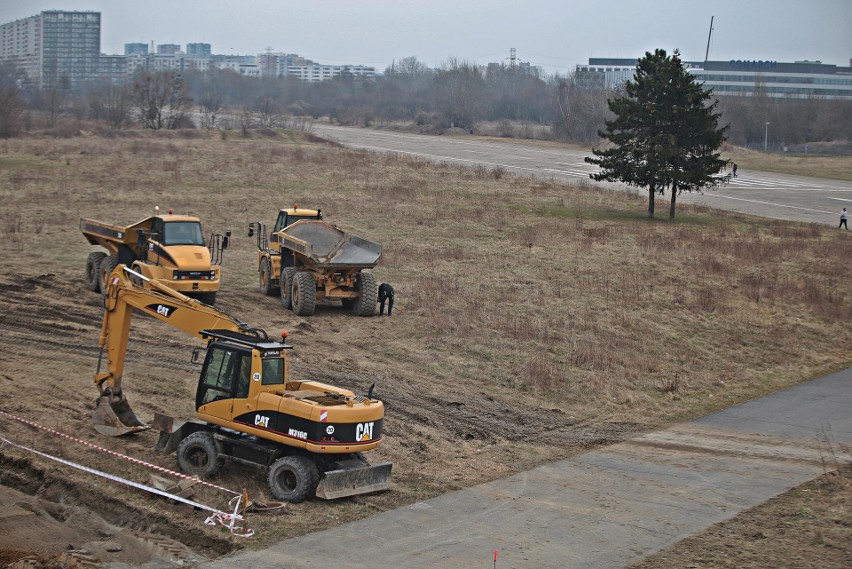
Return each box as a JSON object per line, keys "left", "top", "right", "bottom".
{"left": 1, "top": 130, "right": 849, "bottom": 425}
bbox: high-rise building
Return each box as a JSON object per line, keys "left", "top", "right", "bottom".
{"left": 0, "top": 10, "right": 101, "bottom": 90}
{"left": 157, "top": 44, "right": 181, "bottom": 55}
{"left": 186, "top": 43, "right": 211, "bottom": 57}
{"left": 125, "top": 42, "right": 148, "bottom": 56}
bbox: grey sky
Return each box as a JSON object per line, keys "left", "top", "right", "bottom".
{"left": 1, "top": 0, "right": 850, "bottom": 74}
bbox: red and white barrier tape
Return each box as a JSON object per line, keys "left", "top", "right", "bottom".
{"left": 0, "top": 410, "right": 253, "bottom": 537}
{"left": 0, "top": 409, "right": 236, "bottom": 494}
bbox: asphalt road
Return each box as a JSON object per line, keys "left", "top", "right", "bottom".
{"left": 313, "top": 124, "right": 852, "bottom": 226}
{"left": 203, "top": 130, "right": 851, "bottom": 568}
{"left": 206, "top": 368, "right": 851, "bottom": 569}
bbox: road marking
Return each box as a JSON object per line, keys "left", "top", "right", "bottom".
{"left": 707, "top": 194, "right": 836, "bottom": 215}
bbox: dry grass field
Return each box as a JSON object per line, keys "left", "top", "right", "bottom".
{"left": 0, "top": 129, "right": 850, "bottom": 567}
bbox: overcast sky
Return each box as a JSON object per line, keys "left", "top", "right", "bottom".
{"left": 1, "top": 0, "right": 850, "bottom": 74}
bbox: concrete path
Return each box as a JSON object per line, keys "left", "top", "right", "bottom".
{"left": 205, "top": 368, "right": 851, "bottom": 569}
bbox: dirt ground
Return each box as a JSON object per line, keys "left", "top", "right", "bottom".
{"left": 0, "top": 131, "right": 849, "bottom": 568}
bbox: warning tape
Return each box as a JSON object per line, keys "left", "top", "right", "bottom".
{"left": 0, "top": 409, "right": 236, "bottom": 494}
{"left": 0, "top": 410, "right": 253, "bottom": 537}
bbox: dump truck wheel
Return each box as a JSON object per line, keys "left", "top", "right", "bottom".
{"left": 259, "top": 258, "right": 279, "bottom": 296}
{"left": 280, "top": 267, "right": 297, "bottom": 309}
{"left": 176, "top": 432, "right": 221, "bottom": 479}
{"left": 353, "top": 271, "right": 379, "bottom": 316}
{"left": 86, "top": 252, "right": 106, "bottom": 292}
{"left": 292, "top": 271, "right": 316, "bottom": 316}
{"left": 268, "top": 455, "right": 319, "bottom": 503}
{"left": 99, "top": 256, "right": 118, "bottom": 294}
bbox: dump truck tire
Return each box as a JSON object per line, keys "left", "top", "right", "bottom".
{"left": 99, "top": 256, "right": 118, "bottom": 294}
{"left": 292, "top": 271, "right": 316, "bottom": 316}
{"left": 280, "top": 267, "right": 297, "bottom": 309}
{"left": 86, "top": 252, "right": 106, "bottom": 292}
{"left": 268, "top": 455, "right": 319, "bottom": 503}
{"left": 176, "top": 432, "right": 220, "bottom": 479}
{"left": 259, "top": 257, "right": 278, "bottom": 296}
{"left": 353, "top": 271, "right": 378, "bottom": 316}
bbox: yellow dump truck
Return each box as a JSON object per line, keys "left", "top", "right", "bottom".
{"left": 81, "top": 209, "right": 229, "bottom": 305}
{"left": 248, "top": 205, "right": 381, "bottom": 316}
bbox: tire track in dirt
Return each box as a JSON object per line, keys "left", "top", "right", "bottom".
{"left": 303, "top": 352, "right": 638, "bottom": 449}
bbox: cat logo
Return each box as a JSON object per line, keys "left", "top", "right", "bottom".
{"left": 254, "top": 414, "right": 270, "bottom": 428}
{"left": 355, "top": 422, "right": 374, "bottom": 441}
{"left": 156, "top": 305, "right": 171, "bottom": 317}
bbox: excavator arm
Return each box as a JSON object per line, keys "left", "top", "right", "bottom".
{"left": 92, "top": 265, "right": 264, "bottom": 436}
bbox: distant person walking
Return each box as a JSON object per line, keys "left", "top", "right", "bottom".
{"left": 841, "top": 207, "right": 848, "bottom": 230}
{"left": 732, "top": 163, "right": 738, "bottom": 178}
{"left": 378, "top": 283, "right": 395, "bottom": 316}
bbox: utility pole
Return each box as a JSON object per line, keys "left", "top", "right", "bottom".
{"left": 704, "top": 16, "right": 714, "bottom": 64}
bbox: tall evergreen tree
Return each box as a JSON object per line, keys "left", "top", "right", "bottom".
{"left": 585, "top": 49, "right": 729, "bottom": 219}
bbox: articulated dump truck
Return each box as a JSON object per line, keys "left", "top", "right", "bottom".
{"left": 81, "top": 208, "right": 229, "bottom": 305}
{"left": 249, "top": 205, "right": 382, "bottom": 316}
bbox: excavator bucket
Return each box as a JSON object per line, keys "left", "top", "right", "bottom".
{"left": 315, "top": 461, "right": 393, "bottom": 500}
{"left": 92, "top": 393, "right": 150, "bottom": 437}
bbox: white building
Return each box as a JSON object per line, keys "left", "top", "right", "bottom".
{"left": 575, "top": 57, "right": 852, "bottom": 100}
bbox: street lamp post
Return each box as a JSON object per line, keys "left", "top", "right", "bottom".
{"left": 764, "top": 122, "right": 770, "bottom": 153}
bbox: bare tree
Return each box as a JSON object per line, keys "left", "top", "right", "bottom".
{"left": 42, "top": 81, "right": 69, "bottom": 127}
{"left": 0, "top": 63, "right": 26, "bottom": 137}
{"left": 132, "top": 71, "right": 193, "bottom": 129}
{"left": 394, "top": 56, "right": 429, "bottom": 78}
{"left": 199, "top": 78, "right": 227, "bottom": 129}
{"left": 552, "top": 73, "right": 614, "bottom": 144}
{"left": 436, "top": 58, "right": 483, "bottom": 131}
{"left": 88, "top": 81, "right": 133, "bottom": 129}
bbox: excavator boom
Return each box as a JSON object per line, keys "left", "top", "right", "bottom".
{"left": 93, "top": 265, "right": 260, "bottom": 436}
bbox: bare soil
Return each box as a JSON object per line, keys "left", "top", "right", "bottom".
{"left": 0, "top": 130, "right": 849, "bottom": 567}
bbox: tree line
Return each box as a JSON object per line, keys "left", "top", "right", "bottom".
{"left": 0, "top": 56, "right": 849, "bottom": 149}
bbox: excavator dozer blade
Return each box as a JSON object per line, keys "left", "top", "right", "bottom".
{"left": 92, "top": 394, "right": 150, "bottom": 437}
{"left": 315, "top": 461, "right": 393, "bottom": 500}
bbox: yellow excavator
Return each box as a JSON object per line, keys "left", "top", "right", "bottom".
{"left": 92, "top": 265, "right": 391, "bottom": 502}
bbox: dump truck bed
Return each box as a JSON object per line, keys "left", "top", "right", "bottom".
{"left": 80, "top": 218, "right": 136, "bottom": 247}
{"left": 278, "top": 220, "right": 382, "bottom": 269}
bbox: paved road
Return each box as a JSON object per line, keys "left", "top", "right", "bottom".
{"left": 206, "top": 368, "right": 851, "bottom": 569}
{"left": 313, "top": 124, "right": 852, "bottom": 226}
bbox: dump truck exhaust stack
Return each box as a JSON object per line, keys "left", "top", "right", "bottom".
{"left": 92, "top": 388, "right": 150, "bottom": 437}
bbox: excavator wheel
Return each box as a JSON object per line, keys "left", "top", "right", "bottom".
{"left": 268, "top": 455, "right": 320, "bottom": 503}
{"left": 99, "top": 256, "right": 118, "bottom": 295}
{"left": 353, "top": 271, "right": 379, "bottom": 316}
{"left": 85, "top": 252, "right": 106, "bottom": 292}
{"left": 176, "top": 431, "right": 221, "bottom": 478}
{"left": 259, "top": 257, "right": 279, "bottom": 296}
{"left": 280, "top": 267, "right": 297, "bottom": 309}
{"left": 291, "top": 271, "right": 317, "bottom": 316}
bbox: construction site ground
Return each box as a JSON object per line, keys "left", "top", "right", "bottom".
{"left": 0, "top": 131, "right": 850, "bottom": 568}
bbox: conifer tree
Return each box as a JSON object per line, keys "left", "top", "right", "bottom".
{"left": 585, "top": 49, "right": 729, "bottom": 219}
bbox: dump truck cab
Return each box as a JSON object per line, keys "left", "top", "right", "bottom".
{"left": 269, "top": 205, "right": 323, "bottom": 254}
{"left": 81, "top": 210, "right": 228, "bottom": 305}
